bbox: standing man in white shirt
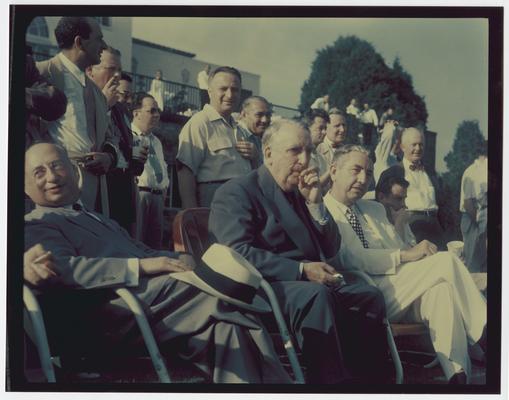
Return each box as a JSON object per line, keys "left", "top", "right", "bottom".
{"left": 385, "top": 127, "right": 446, "bottom": 249}
{"left": 305, "top": 109, "right": 331, "bottom": 189}
{"left": 310, "top": 94, "right": 330, "bottom": 113}
{"left": 345, "top": 98, "right": 360, "bottom": 119}
{"left": 460, "top": 141, "right": 488, "bottom": 272}
{"left": 316, "top": 109, "right": 348, "bottom": 166}
{"left": 359, "top": 102, "right": 378, "bottom": 147}
{"left": 131, "top": 92, "right": 169, "bottom": 249}
{"left": 177, "top": 66, "right": 255, "bottom": 208}
{"left": 197, "top": 64, "right": 211, "bottom": 109}
{"left": 36, "top": 16, "right": 116, "bottom": 216}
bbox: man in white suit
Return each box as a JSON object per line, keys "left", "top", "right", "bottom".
{"left": 323, "top": 144, "right": 487, "bottom": 384}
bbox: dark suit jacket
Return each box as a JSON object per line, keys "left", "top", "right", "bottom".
{"left": 209, "top": 165, "right": 341, "bottom": 282}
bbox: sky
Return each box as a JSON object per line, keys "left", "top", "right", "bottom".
{"left": 133, "top": 16, "right": 489, "bottom": 173}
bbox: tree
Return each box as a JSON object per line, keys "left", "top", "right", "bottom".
{"left": 300, "top": 36, "right": 428, "bottom": 130}
{"left": 440, "top": 120, "right": 486, "bottom": 238}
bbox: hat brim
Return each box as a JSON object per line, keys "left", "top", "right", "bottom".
{"left": 170, "top": 270, "right": 272, "bottom": 314}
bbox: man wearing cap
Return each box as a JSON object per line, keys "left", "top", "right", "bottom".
{"left": 24, "top": 142, "right": 291, "bottom": 384}
{"left": 387, "top": 127, "right": 446, "bottom": 249}
{"left": 176, "top": 66, "right": 257, "bottom": 208}
{"left": 323, "top": 144, "right": 487, "bottom": 384}
{"left": 210, "top": 119, "right": 389, "bottom": 384}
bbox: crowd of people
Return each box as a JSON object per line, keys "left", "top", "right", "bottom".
{"left": 22, "top": 16, "right": 488, "bottom": 385}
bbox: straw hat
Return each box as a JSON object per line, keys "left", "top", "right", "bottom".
{"left": 171, "top": 243, "right": 271, "bottom": 313}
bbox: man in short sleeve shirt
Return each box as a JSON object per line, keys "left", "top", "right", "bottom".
{"left": 176, "top": 66, "right": 256, "bottom": 208}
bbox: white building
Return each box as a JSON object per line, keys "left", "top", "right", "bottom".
{"left": 26, "top": 16, "right": 260, "bottom": 97}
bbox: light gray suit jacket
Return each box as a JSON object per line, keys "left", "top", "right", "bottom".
{"left": 36, "top": 55, "right": 118, "bottom": 216}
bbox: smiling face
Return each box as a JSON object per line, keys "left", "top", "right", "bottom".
{"left": 242, "top": 99, "right": 272, "bottom": 137}
{"left": 25, "top": 143, "right": 80, "bottom": 207}
{"left": 208, "top": 72, "right": 241, "bottom": 118}
{"left": 400, "top": 128, "right": 425, "bottom": 163}
{"left": 264, "top": 123, "right": 313, "bottom": 192}
{"left": 326, "top": 113, "right": 347, "bottom": 147}
{"left": 330, "top": 150, "right": 373, "bottom": 206}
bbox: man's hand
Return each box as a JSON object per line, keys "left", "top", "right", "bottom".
{"left": 84, "top": 152, "right": 113, "bottom": 175}
{"left": 235, "top": 140, "right": 257, "bottom": 160}
{"left": 298, "top": 167, "right": 322, "bottom": 204}
{"left": 24, "top": 244, "right": 58, "bottom": 286}
{"left": 139, "top": 256, "right": 194, "bottom": 276}
{"left": 132, "top": 145, "right": 149, "bottom": 163}
{"left": 102, "top": 76, "right": 119, "bottom": 109}
{"left": 303, "top": 262, "right": 343, "bottom": 286}
{"left": 400, "top": 240, "right": 438, "bottom": 262}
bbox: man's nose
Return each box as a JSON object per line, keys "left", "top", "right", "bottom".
{"left": 298, "top": 150, "right": 310, "bottom": 166}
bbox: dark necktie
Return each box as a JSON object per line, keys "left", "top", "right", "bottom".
{"left": 83, "top": 78, "right": 97, "bottom": 150}
{"left": 346, "top": 206, "right": 369, "bottom": 248}
{"left": 146, "top": 136, "right": 163, "bottom": 184}
{"left": 409, "top": 161, "right": 424, "bottom": 171}
{"left": 285, "top": 191, "right": 323, "bottom": 260}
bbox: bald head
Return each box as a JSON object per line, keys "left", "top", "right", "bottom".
{"left": 25, "top": 143, "right": 81, "bottom": 207}
{"left": 400, "top": 127, "right": 425, "bottom": 163}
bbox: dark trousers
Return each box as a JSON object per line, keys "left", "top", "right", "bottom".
{"left": 264, "top": 281, "right": 388, "bottom": 383}
{"left": 408, "top": 212, "right": 447, "bottom": 251}
{"left": 106, "top": 168, "right": 137, "bottom": 232}
{"left": 362, "top": 123, "right": 375, "bottom": 146}
{"left": 199, "top": 89, "right": 209, "bottom": 109}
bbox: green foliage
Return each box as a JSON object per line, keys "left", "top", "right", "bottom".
{"left": 300, "top": 36, "right": 428, "bottom": 128}
{"left": 439, "top": 120, "right": 486, "bottom": 238}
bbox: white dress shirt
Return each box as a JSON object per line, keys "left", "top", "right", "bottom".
{"left": 48, "top": 53, "right": 94, "bottom": 154}
{"left": 460, "top": 157, "right": 488, "bottom": 229}
{"left": 403, "top": 158, "right": 438, "bottom": 211}
{"left": 359, "top": 108, "right": 379, "bottom": 126}
{"left": 132, "top": 123, "right": 169, "bottom": 191}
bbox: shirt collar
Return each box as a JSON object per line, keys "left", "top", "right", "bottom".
{"left": 324, "top": 136, "right": 341, "bottom": 152}
{"left": 326, "top": 192, "right": 352, "bottom": 215}
{"left": 203, "top": 104, "right": 235, "bottom": 127}
{"left": 58, "top": 52, "right": 86, "bottom": 87}
{"left": 402, "top": 157, "right": 422, "bottom": 170}
{"left": 35, "top": 199, "right": 84, "bottom": 211}
{"left": 237, "top": 120, "right": 254, "bottom": 137}
{"left": 131, "top": 122, "right": 152, "bottom": 137}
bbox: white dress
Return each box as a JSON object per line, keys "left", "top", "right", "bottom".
{"left": 149, "top": 78, "right": 165, "bottom": 110}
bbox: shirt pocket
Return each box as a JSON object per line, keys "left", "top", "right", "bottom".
{"left": 208, "top": 136, "right": 234, "bottom": 153}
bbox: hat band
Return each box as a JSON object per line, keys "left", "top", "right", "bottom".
{"left": 194, "top": 262, "right": 257, "bottom": 304}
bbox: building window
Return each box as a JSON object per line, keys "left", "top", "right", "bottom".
{"left": 27, "top": 17, "right": 49, "bottom": 37}
{"left": 93, "top": 17, "right": 112, "bottom": 27}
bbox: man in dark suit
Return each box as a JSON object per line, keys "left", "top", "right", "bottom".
{"left": 209, "top": 119, "right": 389, "bottom": 384}
{"left": 24, "top": 142, "right": 291, "bottom": 383}
{"left": 385, "top": 127, "right": 446, "bottom": 250}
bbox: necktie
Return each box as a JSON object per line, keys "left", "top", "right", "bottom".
{"left": 346, "top": 206, "right": 369, "bottom": 248}
{"left": 147, "top": 136, "right": 163, "bottom": 184}
{"left": 409, "top": 161, "right": 424, "bottom": 171}
{"left": 83, "top": 78, "right": 97, "bottom": 150}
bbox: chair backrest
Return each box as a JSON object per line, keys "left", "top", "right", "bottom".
{"left": 172, "top": 208, "right": 211, "bottom": 261}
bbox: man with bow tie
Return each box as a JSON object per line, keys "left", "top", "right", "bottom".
{"left": 209, "top": 119, "right": 389, "bottom": 384}
{"left": 386, "top": 127, "right": 446, "bottom": 250}
{"left": 23, "top": 142, "right": 292, "bottom": 383}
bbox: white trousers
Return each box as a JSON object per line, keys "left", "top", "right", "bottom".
{"left": 372, "top": 251, "right": 487, "bottom": 381}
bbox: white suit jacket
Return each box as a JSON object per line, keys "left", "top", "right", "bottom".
{"left": 324, "top": 195, "right": 413, "bottom": 276}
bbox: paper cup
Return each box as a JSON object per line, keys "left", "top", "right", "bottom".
{"left": 447, "top": 241, "right": 464, "bottom": 258}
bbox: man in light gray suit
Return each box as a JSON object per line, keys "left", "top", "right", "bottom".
{"left": 24, "top": 142, "right": 290, "bottom": 383}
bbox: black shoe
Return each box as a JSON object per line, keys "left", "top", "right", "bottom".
{"left": 448, "top": 371, "right": 467, "bottom": 384}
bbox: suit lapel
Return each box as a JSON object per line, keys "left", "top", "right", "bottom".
{"left": 257, "top": 166, "right": 320, "bottom": 259}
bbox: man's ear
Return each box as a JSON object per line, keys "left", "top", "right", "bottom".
{"left": 329, "top": 164, "right": 337, "bottom": 182}
{"left": 263, "top": 146, "right": 272, "bottom": 165}
{"left": 74, "top": 35, "right": 83, "bottom": 51}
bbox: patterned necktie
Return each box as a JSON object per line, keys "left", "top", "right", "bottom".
{"left": 409, "top": 161, "right": 424, "bottom": 171}
{"left": 147, "top": 136, "right": 163, "bottom": 184}
{"left": 346, "top": 206, "right": 369, "bottom": 248}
